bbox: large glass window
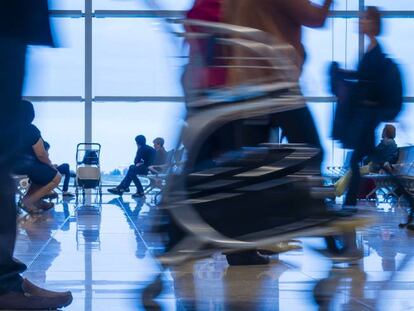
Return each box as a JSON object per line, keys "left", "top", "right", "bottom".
{"left": 48, "top": 0, "right": 84, "bottom": 10}
{"left": 23, "top": 18, "right": 84, "bottom": 96}
{"left": 380, "top": 19, "right": 414, "bottom": 96}
{"left": 32, "top": 102, "right": 85, "bottom": 169}
{"left": 301, "top": 18, "right": 359, "bottom": 97}
{"left": 25, "top": 2, "right": 414, "bottom": 173}
{"left": 92, "top": 101, "right": 185, "bottom": 173}
{"left": 93, "top": 18, "right": 185, "bottom": 97}
{"left": 365, "top": 0, "right": 414, "bottom": 10}
{"left": 93, "top": 0, "right": 194, "bottom": 11}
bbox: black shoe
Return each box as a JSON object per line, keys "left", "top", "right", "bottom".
{"left": 108, "top": 187, "right": 128, "bottom": 196}
{"left": 226, "top": 250, "right": 270, "bottom": 266}
{"left": 132, "top": 192, "right": 145, "bottom": 198}
{"left": 0, "top": 279, "right": 73, "bottom": 310}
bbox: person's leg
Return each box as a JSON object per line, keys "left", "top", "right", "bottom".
{"left": 344, "top": 150, "right": 364, "bottom": 206}
{"left": 22, "top": 173, "right": 61, "bottom": 211}
{"left": 119, "top": 165, "right": 140, "bottom": 190}
{"left": 56, "top": 163, "right": 70, "bottom": 192}
{"left": 273, "top": 107, "right": 323, "bottom": 170}
{"left": 0, "top": 173, "right": 27, "bottom": 293}
{"left": 0, "top": 36, "right": 27, "bottom": 293}
{"left": 131, "top": 166, "right": 148, "bottom": 196}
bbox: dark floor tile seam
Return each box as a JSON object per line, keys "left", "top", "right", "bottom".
{"left": 24, "top": 204, "right": 81, "bottom": 270}
{"left": 115, "top": 198, "right": 152, "bottom": 252}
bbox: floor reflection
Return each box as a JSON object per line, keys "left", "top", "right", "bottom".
{"left": 13, "top": 195, "right": 414, "bottom": 310}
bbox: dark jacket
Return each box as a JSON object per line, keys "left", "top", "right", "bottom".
{"left": 134, "top": 145, "right": 156, "bottom": 167}
{"left": 331, "top": 44, "right": 385, "bottom": 152}
{"left": 367, "top": 138, "right": 399, "bottom": 170}
{"left": 153, "top": 149, "right": 168, "bottom": 166}
{"left": 0, "top": 0, "right": 53, "bottom": 46}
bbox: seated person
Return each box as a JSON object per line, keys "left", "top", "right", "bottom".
{"left": 148, "top": 137, "right": 168, "bottom": 174}
{"left": 108, "top": 135, "right": 155, "bottom": 198}
{"left": 335, "top": 124, "right": 398, "bottom": 197}
{"left": 13, "top": 100, "right": 61, "bottom": 213}
{"left": 44, "top": 142, "right": 74, "bottom": 197}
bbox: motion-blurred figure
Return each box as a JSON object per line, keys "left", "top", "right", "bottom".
{"left": 221, "top": 0, "right": 333, "bottom": 265}
{"left": 331, "top": 7, "right": 403, "bottom": 207}
{"left": 0, "top": 1, "right": 72, "bottom": 309}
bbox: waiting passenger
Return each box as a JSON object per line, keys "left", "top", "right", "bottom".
{"left": 335, "top": 124, "right": 399, "bottom": 197}
{"left": 108, "top": 135, "right": 155, "bottom": 198}
{"left": 149, "top": 137, "right": 168, "bottom": 174}
{"left": 13, "top": 100, "right": 61, "bottom": 213}
{"left": 44, "top": 142, "right": 75, "bottom": 197}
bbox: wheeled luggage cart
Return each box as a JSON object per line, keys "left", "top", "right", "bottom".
{"left": 75, "top": 143, "right": 102, "bottom": 203}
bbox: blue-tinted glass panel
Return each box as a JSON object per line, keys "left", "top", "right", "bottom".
{"left": 311, "top": 0, "right": 359, "bottom": 11}
{"left": 93, "top": 18, "right": 185, "bottom": 97}
{"left": 32, "top": 102, "right": 85, "bottom": 169}
{"left": 390, "top": 103, "right": 414, "bottom": 147}
{"left": 92, "top": 102, "right": 185, "bottom": 172}
{"left": 380, "top": 19, "right": 414, "bottom": 96}
{"left": 48, "top": 0, "right": 84, "bottom": 10}
{"left": 301, "top": 18, "right": 359, "bottom": 97}
{"left": 365, "top": 0, "right": 414, "bottom": 10}
{"left": 94, "top": 0, "right": 194, "bottom": 10}
{"left": 23, "top": 18, "right": 84, "bottom": 96}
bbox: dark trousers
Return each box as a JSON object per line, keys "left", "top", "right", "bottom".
{"left": 56, "top": 163, "right": 70, "bottom": 192}
{"left": 344, "top": 110, "right": 380, "bottom": 206}
{"left": 0, "top": 37, "right": 27, "bottom": 293}
{"left": 120, "top": 165, "right": 148, "bottom": 194}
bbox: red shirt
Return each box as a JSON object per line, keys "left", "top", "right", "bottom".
{"left": 186, "top": 0, "right": 226, "bottom": 88}
{"left": 187, "top": 0, "right": 222, "bottom": 22}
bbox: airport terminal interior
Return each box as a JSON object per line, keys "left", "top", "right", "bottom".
{"left": 6, "top": 0, "right": 414, "bottom": 310}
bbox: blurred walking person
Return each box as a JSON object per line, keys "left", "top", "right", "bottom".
{"left": 0, "top": 1, "right": 72, "bottom": 309}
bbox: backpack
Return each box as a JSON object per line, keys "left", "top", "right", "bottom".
{"left": 378, "top": 58, "right": 403, "bottom": 121}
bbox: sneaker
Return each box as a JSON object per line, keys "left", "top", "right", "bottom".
{"left": 132, "top": 192, "right": 145, "bottom": 198}
{"left": 108, "top": 187, "right": 127, "bottom": 196}
{"left": 0, "top": 278, "right": 73, "bottom": 310}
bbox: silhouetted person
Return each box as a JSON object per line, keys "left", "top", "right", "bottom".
{"left": 13, "top": 101, "right": 62, "bottom": 213}
{"left": 335, "top": 124, "right": 398, "bottom": 197}
{"left": 44, "top": 141, "right": 75, "bottom": 197}
{"left": 149, "top": 137, "right": 168, "bottom": 174}
{"left": 108, "top": 135, "right": 155, "bottom": 198}
{"left": 342, "top": 7, "right": 386, "bottom": 207}
{"left": 0, "top": 1, "right": 72, "bottom": 309}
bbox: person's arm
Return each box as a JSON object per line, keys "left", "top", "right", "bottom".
{"left": 134, "top": 149, "right": 142, "bottom": 166}
{"left": 283, "top": 0, "right": 333, "bottom": 28}
{"left": 32, "top": 137, "right": 53, "bottom": 166}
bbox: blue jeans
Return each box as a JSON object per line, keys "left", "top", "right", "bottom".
{"left": 119, "top": 165, "right": 148, "bottom": 193}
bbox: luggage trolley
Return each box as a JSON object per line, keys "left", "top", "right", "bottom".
{"left": 142, "top": 20, "right": 374, "bottom": 306}
{"left": 75, "top": 143, "right": 102, "bottom": 203}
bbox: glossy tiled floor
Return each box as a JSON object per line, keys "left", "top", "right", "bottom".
{"left": 14, "top": 193, "right": 414, "bottom": 311}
